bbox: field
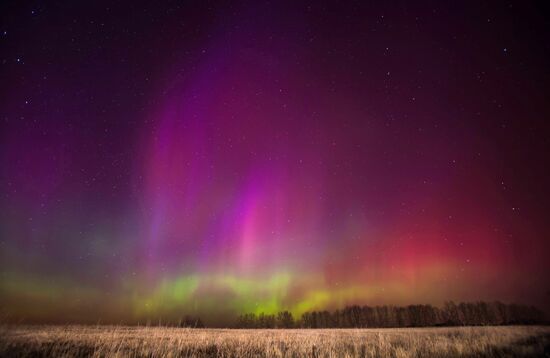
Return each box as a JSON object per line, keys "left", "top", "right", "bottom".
{"left": 0, "top": 325, "right": 549, "bottom": 357}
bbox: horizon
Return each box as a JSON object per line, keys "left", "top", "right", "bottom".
{"left": 1, "top": 1, "right": 550, "bottom": 326}
{"left": 1, "top": 300, "right": 544, "bottom": 327}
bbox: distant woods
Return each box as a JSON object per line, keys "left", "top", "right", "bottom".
{"left": 234, "top": 301, "right": 545, "bottom": 328}
{"left": 177, "top": 316, "right": 204, "bottom": 328}
{"left": 237, "top": 311, "right": 295, "bottom": 329}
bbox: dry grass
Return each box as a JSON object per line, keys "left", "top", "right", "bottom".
{"left": 0, "top": 325, "right": 548, "bottom": 357}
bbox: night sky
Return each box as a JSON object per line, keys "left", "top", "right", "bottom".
{"left": 1, "top": 1, "right": 549, "bottom": 325}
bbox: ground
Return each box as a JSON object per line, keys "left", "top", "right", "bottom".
{"left": 0, "top": 325, "right": 549, "bottom": 357}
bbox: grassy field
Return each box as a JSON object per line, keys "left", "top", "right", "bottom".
{"left": 0, "top": 325, "right": 548, "bottom": 357}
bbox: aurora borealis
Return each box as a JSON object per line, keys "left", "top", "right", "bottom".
{"left": 1, "top": 1, "right": 549, "bottom": 325}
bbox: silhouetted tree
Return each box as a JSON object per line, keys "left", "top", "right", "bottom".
{"left": 236, "top": 313, "right": 257, "bottom": 328}
{"left": 277, "top": 311, "right": 294, "bottom": 328}
{"left": 178, "top": 315, "right": 204, "bottom": 328}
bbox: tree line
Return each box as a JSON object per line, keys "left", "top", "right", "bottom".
{"left": 234, "top": 301, "right": 546, "bottom": 328}
{"left": 177, "top": 315, "right": 205, "bottom": 328}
